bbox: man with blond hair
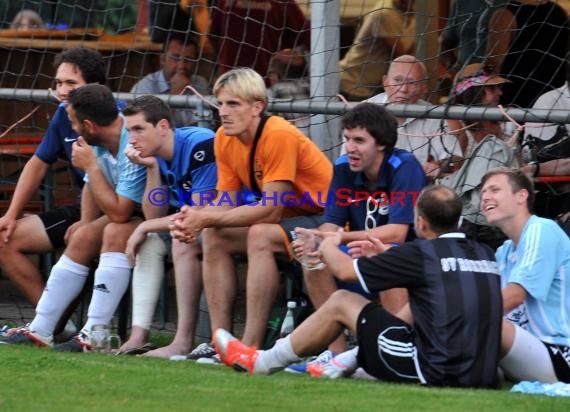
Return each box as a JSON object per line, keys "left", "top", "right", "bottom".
{"left": 170, "top": 68, "right": 332, "bottom": 361}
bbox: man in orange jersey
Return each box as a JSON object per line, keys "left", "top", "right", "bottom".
{"left": 171, "top": 68, "right": 332, "bottom": 361}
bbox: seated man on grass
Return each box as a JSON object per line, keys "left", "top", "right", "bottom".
{"left": 480, "top": 167, "right": 570, "bottom": 383}
{"left": 212, "top": 185, "right": 504, "bottom": 389}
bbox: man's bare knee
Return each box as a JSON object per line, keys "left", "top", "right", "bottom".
{"left": 246, "top": 223, "right": 283, "bottom": 253}
{"left": 202, "top": 227, "right": 224, "bottom": 248}
{"left": 172, "top": 239, "right": 201, "bottom": 260}
{"left": 328, "top": 289, "right": 354, "bottom": 305}
{"left": 101, "top": 220, "right": 140, "bottom": 251}
{"left": 202, "top": 227, "right": 245, "bottom": 255}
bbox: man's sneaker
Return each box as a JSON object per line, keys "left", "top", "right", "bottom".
{"left": 284, "top": 349, "right": 335, "bottom": 374}
{"left": 54, "top": 319, "right": 78, "bottom": 343}
{"left": 307, "top": 358, "right": 355, "bottom": 379}
{"left": 196, "top": 353, "right": 222, "bottom": 365}
{"left": 54, "top": 332, "right": 92, "bottom": 352}
{"left": 0, "top": 325, "right": 53, "bottom": 347}
{"left": 186, "top": 342, "right": 217, "bottom": 361}
{"left": 213, "top": 328, "right": 258, "bottom": 373}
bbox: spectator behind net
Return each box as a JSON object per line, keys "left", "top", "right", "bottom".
{"left": 130, "top": 36, "right": 211, "bottom": 128}
{"left": 439, "top": 63, "right": 518, "bottom": 250}
{"left": 11, "top": 9, "right": 43, "bottom": 31}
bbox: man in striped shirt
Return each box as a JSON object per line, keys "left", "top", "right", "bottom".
{"left": 481, "top": 167, "right": 570, "bottom": 383}
{"left": 212, "top": 185, "right": 503, "bottom": 388}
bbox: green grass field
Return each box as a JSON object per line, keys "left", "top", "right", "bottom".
{"left": 1, "top": 344, "right": 569, "bottom": 411}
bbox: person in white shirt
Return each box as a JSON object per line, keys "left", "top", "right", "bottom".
{"left": 367, "top": 55, "right": 462, "bottom": 177}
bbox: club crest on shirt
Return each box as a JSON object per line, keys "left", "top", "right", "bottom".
{"left": 194, "top": 150, "right": 205, "bottom": 162}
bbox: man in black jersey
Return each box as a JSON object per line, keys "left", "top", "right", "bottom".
{"left": 212, "top": 185, "right": 503, "bottom": 388}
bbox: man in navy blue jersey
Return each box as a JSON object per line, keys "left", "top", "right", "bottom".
{"left": 295, "top": 102, "right": 426, "bottom": 359}
{"left": 0, "top": 47, "right": 105, "bottom": 310}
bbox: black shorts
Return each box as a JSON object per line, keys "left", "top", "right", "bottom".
{"left": 37, "top": 205, "right": 81, "bottom": 249}
{"left": 545, "top": 342, "right": 570, "bottom": 383}
{"left": 356, "top": 302, "right": 423, "bottom": 384}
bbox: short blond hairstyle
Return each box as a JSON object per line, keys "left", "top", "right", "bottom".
{"left": 213, "top": 68, "right": 268, "bottom": 109}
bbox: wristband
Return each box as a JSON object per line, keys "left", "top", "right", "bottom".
{"left": 532, "top": 162, "right": 540, "bottom": 177}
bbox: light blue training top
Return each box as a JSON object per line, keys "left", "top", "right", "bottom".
{"left": 497, "top": 215, "right": 570, "bottom": 347}
{"left": 85, "top": 128, "right": 147, "bottom": 204}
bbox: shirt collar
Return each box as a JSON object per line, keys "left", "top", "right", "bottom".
{"left": 438, "top": 232, "right": 467, "bottom": 238}
{"left": 354, "top": 150, "right": 394, "bottom": 189}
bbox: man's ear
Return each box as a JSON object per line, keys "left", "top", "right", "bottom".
{"left": 377, "top": 145, "right": 386, "bottom": 152}
{"left": 252, "top": 100, "right": 265, "bottom": 117}
{"left": 82, "top": 119, "right": 95, "bottom": 134}
{"left": 516, "top": 188, "right": 529, "bottom": 206}
{"left": 157, "top": 118, "right": 170, "bottom": 132}
{"left": 415, "top": 214, "right": 428, "bottom": 233}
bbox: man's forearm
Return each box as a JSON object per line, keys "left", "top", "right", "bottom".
{"left": 85, "top": 166, "right": 128, "bottom": 220}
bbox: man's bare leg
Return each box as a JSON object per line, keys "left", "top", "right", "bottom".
{"left": 0, "top": 215, "right": 54, "bottom": 304}
{"left": 201, "top": 227, "right": 248, "bottom": 334}
{"left": 241, "top": 223, "right": 286, "bottom": 347}
{"left": 289, "top": 290, "right": 368, "bottom": 357}
{"left": 145, "top": 239, "right": 203, "bottom": 358}
{"left": 215, "top": 290, "right": 370, "bottom": 374}
{"left": 303, "top": 266, "right": 347, "bottom": 353}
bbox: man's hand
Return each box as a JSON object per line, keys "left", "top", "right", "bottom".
{"left": 124, "top": 146, "right": 158, "bottom": 168}
{"left": 0, "top": 214, "right": 17, "bottom": 243}
{"left": 125, "top": 227, "right": 147, "bottom": 266}
{"left": 71, "top": 137, "right": 97, "bottom": 172}
{"left": 292, "top": 227, "right": 317, "bottom": 261}
{"left": 347, "top": 234, "right": 390, "bottom": 258}
{"left": 319, "top": 228, "right": 343, "bottom": 251}
{"left": 64, "top": 221, "right": 84, "bottom": 245}
{"left": 169, "top": 206, "right": 203, "bottom": 243}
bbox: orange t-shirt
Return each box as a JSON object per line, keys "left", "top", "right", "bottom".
{"left": 214, "top": 116, "right": 332, "bottom": 217}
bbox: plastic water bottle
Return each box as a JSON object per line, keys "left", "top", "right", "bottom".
{"left": 279, "top": 301, "right": 297, "bottom": 338}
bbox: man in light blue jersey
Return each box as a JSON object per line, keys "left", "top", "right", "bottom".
{"left": 1, "top": 84, "right": 147, "bottom": 351}
{"left": 481, "top": 167, "right": 570, "bottom": 383}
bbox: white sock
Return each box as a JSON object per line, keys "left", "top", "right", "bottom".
{"left": 333, "top": 347, "right": 359, "bottom": 370}
{"left": 254, "top": 335, "right": 302, "bottom": 374}
{"left": 499, "top": 324, "right": 557, "bottom": 382}
{"left": 82, "top": 252, "right": 132, "bottom": 333}
{"left": 131, "top": 233, "right": 168, "bottom": 329}
{"left": 30, "top": 255, "right": 90, "bottom": 337}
